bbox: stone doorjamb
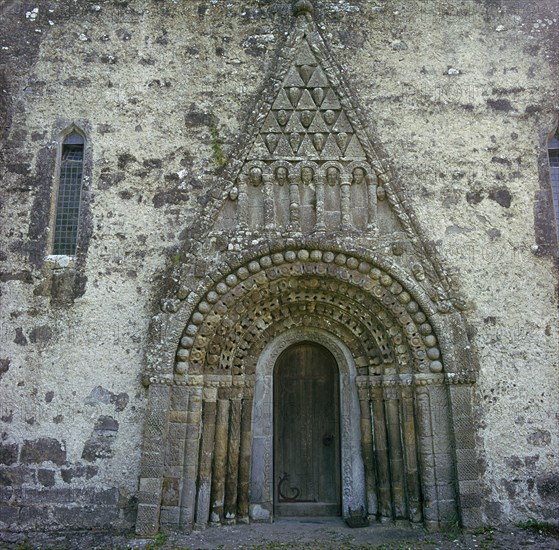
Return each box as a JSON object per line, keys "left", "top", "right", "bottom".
{"left": 249, "top": 327, "right": 366, "bottom": 522}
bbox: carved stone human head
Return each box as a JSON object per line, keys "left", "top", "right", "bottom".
{"left": 323, "top": 109, "right": 336, "bottom": 125}
{"left": 277, "top": 110, "right": 289, "bottom": 126}
{"left": 275, "top": 166, "right": 288, "bottom": 185}
{"left": 300, "top": 110, "right": 313, "bottom": 128}
{"left": 249, "top": 166, "right": 263, "bottom": 186}
{"left": 326, "top": 166, "right": 339, "bottom": 186}
{"left": 352, "top": 167, "right": 366, "bottom": 185}
{"left": 301, "top": 166, "right": 314, "bottom": 184}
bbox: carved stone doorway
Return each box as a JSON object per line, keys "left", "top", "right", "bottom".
{"left": 274, "top": 342, "right": 341, "bottom": 516}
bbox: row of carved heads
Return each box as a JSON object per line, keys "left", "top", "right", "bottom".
{"left": 238, "top": 161, "right": 377, "bottom": 188}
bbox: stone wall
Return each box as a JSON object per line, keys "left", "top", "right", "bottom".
{"left": 0, "top": 0, "right": 558, "bottom": 532}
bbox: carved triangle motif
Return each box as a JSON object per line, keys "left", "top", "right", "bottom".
{"left": 231, "top": 15, "right": 381, "bottom": 235}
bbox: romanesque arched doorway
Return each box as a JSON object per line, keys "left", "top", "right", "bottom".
{"left": 136, "top": 247, "right": 481, "bottom": 535}
{"left": 135, "top": 1, "right": 482, "bottom": 535}
{"left": 274, "top": 342, "right": 341, "bottom": 516}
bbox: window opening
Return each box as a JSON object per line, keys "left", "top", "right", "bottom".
{"left": 53, "top": 131, "right": 84, "bottom": 255}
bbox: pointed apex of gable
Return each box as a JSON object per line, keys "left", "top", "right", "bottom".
{"left": 208, "top": 0, "right": 397, "bottom": 237}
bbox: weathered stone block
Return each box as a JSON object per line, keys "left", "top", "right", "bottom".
{"left": 20, "top": 438, "right": 66, "bottom": 465}
{"left": 536, "top": 474, "right": 559, "bottom": 499}
{"left": 0, "top": 504, "right": 19, "bottom": 526}
{"left": 138, "top": 477, "right": 163, "bottom": 505}
{"left": 60, "top": 464, "right": 98, "bottom": 483}
{"left": 171, "top": 387, "right": 190, "bottom": 411}
{"left": 159, "top": 505, "right": 180, "bottom": 527}
{"left": 168, "top": 422, "right": 187, "bottom": 440}
{"left": 0, "top": 466, "right": 36, "bottom": 487}
{"left": 435, "top": 483, "right": 457, "bottom": 501}
{"left": 0, "top": 443, "right": 18, "bottom": 466}
{"left": 161, "top": 477, "right": 179, "bottom": 506}
{"left": 459, "top": 491, "right": 482, "bottom": 508}
{"left": 135, "top": 504, "right": 160, "bottom": 536}
{"left": 453, "top": 429, "right": 476, "bottom": 450}
{"left": 169, "top": 411, "right": 188, "bottom": 423}
{"left": 0, "top": 487, "right": 14, "bottom": 502}
{"left": 460, "top": 506, "right": 482, "bottom": 528}
{"left": 51, "top": 505, "right": 119, "bottom": 529}
{"left": 455, "top": 450, "right": 479, "bottom": 482}
{"left": 165, "top": 438, "right": 185, "bottom": 468}
{"left": 19, "top": 505, "right": 50, "bottom": 525}
{"left": 37, "top": 469, "right": 55, "bottom": 487}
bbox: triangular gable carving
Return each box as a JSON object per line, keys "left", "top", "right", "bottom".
{"left": 161, "top": 0, "right": 464, "bottom": 324}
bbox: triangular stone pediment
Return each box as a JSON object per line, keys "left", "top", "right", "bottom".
{"left": 187, "top": 1, "right": 460, "bottom": 314}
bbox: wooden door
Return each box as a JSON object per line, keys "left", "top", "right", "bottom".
{"left": 274, "top": 342, "right": 341, "bottom": 516}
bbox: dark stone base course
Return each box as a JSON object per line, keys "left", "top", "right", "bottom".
{"left": 0, "top": 488, "right": 130, "bottom": 532}
{"left": 19, "top": 487, "right": 119, "bottom": 505}
{"left": 1, "top": 503, "right": 127, "bottom": 532}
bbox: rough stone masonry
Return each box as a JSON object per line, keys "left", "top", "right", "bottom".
{"left": 0, "top": 0, "right": 558, "bottom": 536}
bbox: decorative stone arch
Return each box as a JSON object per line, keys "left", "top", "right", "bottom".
{"left": 137, "top": 245, "right": 481, "bottom": 535}
{"left": 173, "top": 248, "right": 443, "bottom": 380}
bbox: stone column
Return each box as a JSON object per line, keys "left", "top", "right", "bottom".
{"left": 358, "top": 381, "right": 377, "bottom": 517}
{"left": 136, "top": 383, "right": 171, "bottom": 536}
{"left": 224, "top": 391, "right": 243, "bottom": 523}
{"left": 384, "top": 385, "right": 406, "bottom": 518}
{"left": 429, "top": 384, "right": 459, "bottom": 528}
{"left": 179, "top": 386, "right": 203, "bottom": 530}
{"left": 288, "top": 173, "right": 300, "bottom": 230}
{"left": 415, "top": 386, "right": 438, "bottom": 529}
{"left": 195, "top": 387, "right": 218, "bottom": 528}
{"left": 401, "top": 384, "right": 422, "bottom": 523}
{"left": 367, "top": 172, "right": 378, "bottom": 231}
{"left": 371, "top": 385, "right": 391, "bottom": 519}
{"left": 340, "top": 175, "right": 352, "bottom": 231}
{"left": 237, "top": 175, "right": 248, "bottom": 228}
{"left": 263, "top": 173, "right": 275, "bottom": 230}
{"left": 237, "top": 392, "right": 254, "bottom": 522}
{"left": 209, "top": 395, "right": 230, "bottom": 524}
{"left": 315, "top": 173, "right": 325, "bottom": 231}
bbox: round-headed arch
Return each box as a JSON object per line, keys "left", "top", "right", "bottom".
{"left": 173, "top": 248, "right": 444, "bottom": 382}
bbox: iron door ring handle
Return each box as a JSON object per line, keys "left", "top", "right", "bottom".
{"left": 323, "top": 433, "right": 334, "bottom": 446}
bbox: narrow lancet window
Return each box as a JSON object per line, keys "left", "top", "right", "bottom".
{"left": 53, "top": 131, "right": 84, "bottom": 255}
{"left": 549, "top": 131, "right": 559, "bottom": 240}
